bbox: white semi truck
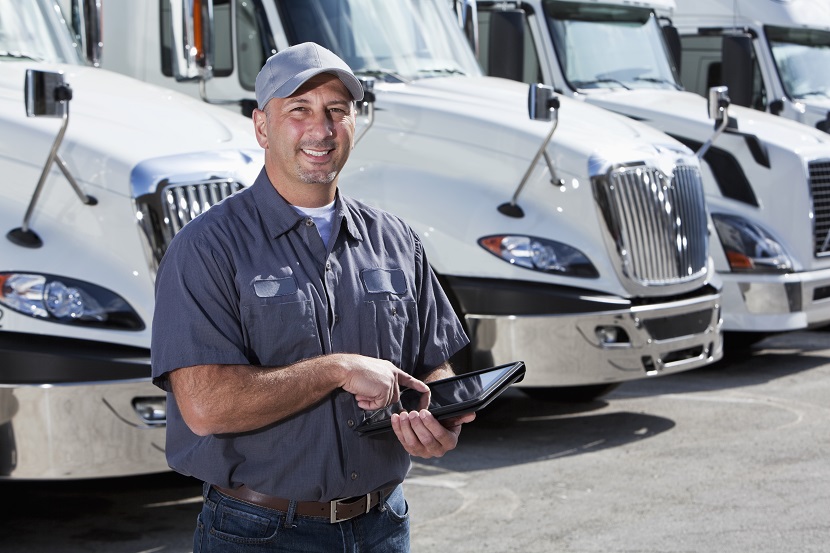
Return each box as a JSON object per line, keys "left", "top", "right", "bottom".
{"left": 0, "top": 0, "right": 262, "bottom": 478}
{"left": 672, "top": 0, "right": 830, "bottom": 133}
{"left": 91, "top": 0, "right": 723, "bottom": 398}
{"left": 473, "top": 0, "right": 830, "bottom": 346}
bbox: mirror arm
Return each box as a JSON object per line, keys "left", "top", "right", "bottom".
{"left": 499, "top": 93, "right": 561, "bottom": 218}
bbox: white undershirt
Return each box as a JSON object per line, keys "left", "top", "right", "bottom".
{"left": 292, "top": 200, "right": 337, "bottom": 246}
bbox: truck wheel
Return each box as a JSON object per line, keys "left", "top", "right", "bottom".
{"left": 519, "top": 384, "right": 619, "bottom": 403}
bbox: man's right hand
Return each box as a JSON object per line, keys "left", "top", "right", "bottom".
{"left": 337, "top": 354, "right": 429, "bottom": 410}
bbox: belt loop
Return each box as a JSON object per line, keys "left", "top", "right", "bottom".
{"left": 202, "top": 481, "right": 211, "bottom": 502}
{"left": 283, "top": 500, "right": 298, "bottom": 529}
{"left": 377, "top": 487, "right": 390, "bottom": 513}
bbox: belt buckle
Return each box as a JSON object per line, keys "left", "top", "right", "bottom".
{"left": 329, "top": 493, "right": 371, "bottom": 523}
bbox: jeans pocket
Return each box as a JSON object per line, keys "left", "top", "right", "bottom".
{"left": 383, "top": 487, "right": 410, "bottom": 524}
{"left": 209, "top": 500, "right": 281, "bottom": 545}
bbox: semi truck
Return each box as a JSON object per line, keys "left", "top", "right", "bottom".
{"left": 472, "top": 0, "right": 830, "bottom": 347}
{"left": 92, "top": 0, "right": 724, "bottom": 399}
{"left": 0, "top": 0, "right": 262, "bottom": 478}
{"left": 672, "top": 0, "right": 830, "bottom": 133}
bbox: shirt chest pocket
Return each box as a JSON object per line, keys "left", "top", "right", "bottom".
{"left": 241, "top": 299, "right": 322, "bottom": 365}
{"left": 360, "top": 299, "right": 416, "bottom": 369}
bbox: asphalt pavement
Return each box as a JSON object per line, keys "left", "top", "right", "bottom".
{"left": 2, "top": 329, "right": 829, "bottom": 552}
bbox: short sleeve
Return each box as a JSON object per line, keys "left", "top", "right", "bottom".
{"left": 150, "top": 232, "right": 249, "bottom": 390}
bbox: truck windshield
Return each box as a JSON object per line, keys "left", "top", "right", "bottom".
{"left": 0, "top": 0, "right": 84, "bottom": 64}
{"left": 543, "top": 1, "right": 680, "bottom": 92}
{"left": 274, "top": 0, "right": 481, "bottom": 82}
{"left": 766, "top": 25, "right": 830, "bottom": 101}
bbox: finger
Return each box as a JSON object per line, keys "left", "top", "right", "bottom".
{"left": 409, "top": 410, "right": 451, "bottom": 455}
{"left": 396, "top": 371, "right": 429, "bottom": 393}
{"left": 391, "top": 412, "right": 419, "bottom": 452}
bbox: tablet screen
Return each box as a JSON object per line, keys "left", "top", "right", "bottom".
{"left": 356, "top": 361, "right": 524, "bottom": 435}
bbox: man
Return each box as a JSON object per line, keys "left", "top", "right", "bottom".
{"left": 151, "top": 42, "right": 474, "bottom": 552}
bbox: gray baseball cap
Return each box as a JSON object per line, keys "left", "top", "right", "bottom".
{"left": 255, "top": 42, "right": 364, "bottom": 109}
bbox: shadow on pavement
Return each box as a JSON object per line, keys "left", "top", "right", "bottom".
{"left": 415, "top": 388, "right": 675, "bottom": 472}
{"left": 0, "top": 471, "right": 201, "bottom": 553}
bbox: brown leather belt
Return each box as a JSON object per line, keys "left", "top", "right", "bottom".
{"left": 213, "top": 485, "right": 394, "bottom": 523}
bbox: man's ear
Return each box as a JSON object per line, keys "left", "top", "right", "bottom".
{"left": 252, "top": 108, "right": 268, "bottom": 149}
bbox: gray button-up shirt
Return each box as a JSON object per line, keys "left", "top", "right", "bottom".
{"left": 151, "top": 168, "right": 469, "bottom": 501}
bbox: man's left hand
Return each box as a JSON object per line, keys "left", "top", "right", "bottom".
{"left": 390, "top": 410, "right": 476, "bottom": 458}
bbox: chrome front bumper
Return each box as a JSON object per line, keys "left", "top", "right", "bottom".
{"left": 719, "top": 266, "right": 830, "bottom": 332}
{"left": 0, "top": 379, "right": 168, "bottom": 479}
{"left": 464, "top": 291, "right": 723, "bottom": 388}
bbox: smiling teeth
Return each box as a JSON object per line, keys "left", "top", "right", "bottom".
{"left": 303, "top": 149, "right": 328, "bottom": 157}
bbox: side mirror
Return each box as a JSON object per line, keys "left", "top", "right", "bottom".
{"left": 11, "top": 70, "right": 96, "bottom": 248}
{"left": 722, "top": 34, "right": 754, "bottom": 108}
{"left": 487, "top": 9, "right": 526, "bottom": 82}
{"left": 25, "top": 70, "right": 71, "bottom": 118}
{"left": 707, "top": 85, "right": 731, "bottom": 126}
{"left": 166, "top": 0, "right": 215, "bottom": 81}
{"left": 529, "top": 84, "right": 559, "bottom": 121}
{"left": 696, "top": 86, "right": 731, "bottom": 159}
{"left": 70, "top": 0, "right": 103, "bottom": 66}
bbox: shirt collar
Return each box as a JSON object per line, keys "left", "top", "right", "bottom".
{"left": 251, "top": 168, "right": 363, "bottom": 242}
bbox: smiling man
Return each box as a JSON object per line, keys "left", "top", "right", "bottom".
{"left": 150, "top": 42, "right": 474, "bottom": 552}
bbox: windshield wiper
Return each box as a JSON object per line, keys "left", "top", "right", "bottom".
{"left": 634, "top": 76, "right": 681, "bottom": 90}
{"left": 354, "top": 68, "right": 410, "bottom": 84}
{"left": 416, "top": 67, "right": 467, "bottom": 77}
{"left": 574, "top": 79, "right": 631, "bottom": 90}
{"left": 573, "top": 78, "right": 631, "bottom": 90}
{"left": 794, "top": 90, "right": 830, "bottom": 99}
{"left": 0, "top": 50, "right": 45, "bottom": 62}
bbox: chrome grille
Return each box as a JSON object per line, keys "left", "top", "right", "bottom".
{"left": 809, "top": 160, "right": 830, "bottom": 257}
{"left": 594, "top": 165, "right": 709, "bottom": 285}
{"left": 135, "top": 178, "right": 244, "bottom": 269}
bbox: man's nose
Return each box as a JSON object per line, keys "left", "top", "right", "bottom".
{"left": 307, "top": 110, "right": 335, "bottom": 138}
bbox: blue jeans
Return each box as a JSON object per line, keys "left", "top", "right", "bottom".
{"left": 193, "top": 483, "right": 410, "bottom": 552}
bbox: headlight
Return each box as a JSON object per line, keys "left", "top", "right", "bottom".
{"left": 0, "top": 272, "right": 144, "bottom": 330}
{"left": 711, "top": 214, "right": 793, "bottom": 273}
{"left": 479, "top": 235, "right": 599, "bottom": 278}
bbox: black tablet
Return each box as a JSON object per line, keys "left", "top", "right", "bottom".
{"left": 356, "top": 361, "right": 525, "bottom": 436}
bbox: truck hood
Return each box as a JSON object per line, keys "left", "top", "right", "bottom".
{"left": 0, "top": 62, "right": 260, "bottom": 194}
{"left": 370, "top": 76, "right": 696, "bottom": 177}
{"left": 582, "top": 88, "right": 830, "bottom": 155}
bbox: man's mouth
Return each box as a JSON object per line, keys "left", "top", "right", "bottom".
{"left": 302, "top": 148, "right": 332, "bottom": 158}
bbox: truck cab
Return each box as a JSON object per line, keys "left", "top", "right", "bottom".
{"left": 474, "top": 0, "right": 830, "bottom": 345}
{"left": 673, "top": 0, "right": 830, "bottom": 133}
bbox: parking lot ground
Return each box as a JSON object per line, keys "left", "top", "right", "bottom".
{"left": 2, "top": 329, "right": 829, "bottom": 552}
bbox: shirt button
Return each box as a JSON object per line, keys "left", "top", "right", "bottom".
{"left": 391, "top": 307, "right": 398, "bottom": 316}
{"left": 325, "top": 261, "right": 332, "bottom": 271}
{"left": 305, "top": 218, "right": 314, "bottom": 227}
{"left": 351, "top": 472, "right": 358, "bottom": 480}
{"left": 334, "top": 314, "right": 340, "bottom": 324}
{"left": 347, "top": 419, "right": 355, "bottom": 428}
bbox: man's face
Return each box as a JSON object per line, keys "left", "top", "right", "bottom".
{"left": 255, "top": 73, "right": 356, "bottom": 192}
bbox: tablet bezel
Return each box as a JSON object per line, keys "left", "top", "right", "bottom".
{"left": 355, "top": 361, "right": 525, "bottom": 437}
